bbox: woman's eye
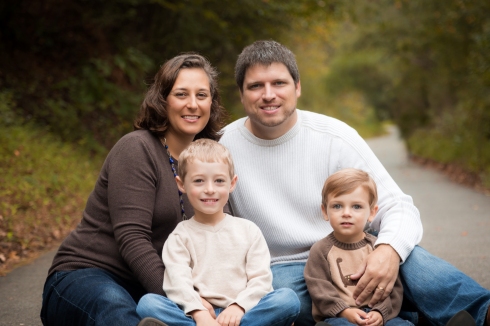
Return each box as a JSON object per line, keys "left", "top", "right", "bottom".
{"left": 197, "top": 93, "right": 209, "bottom": 99}
{"left": 175, "top": 92, "right": 186, "bottom": 97}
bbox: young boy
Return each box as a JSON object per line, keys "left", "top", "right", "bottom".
{"left": 304, "top": 168, "right": 411, "bottom": 326}
{"left": 136, "top": 139, "right": 300, "bottom": 326}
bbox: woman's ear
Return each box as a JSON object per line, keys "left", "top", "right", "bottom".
{"left": 175, "top": 176, "right": 186, "bottom": 193}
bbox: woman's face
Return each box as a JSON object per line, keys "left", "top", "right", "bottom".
{"left": 165, "top": 68, "right": 212, "bottom": 141}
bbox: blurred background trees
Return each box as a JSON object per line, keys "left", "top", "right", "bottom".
{"left": 1, "top": 0, "right": 489, "bottom": 272}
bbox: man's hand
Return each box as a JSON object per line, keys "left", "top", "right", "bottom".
{"left": 191, "top": 310, "right": 220, "bottom": 326}
{"left": 200, "top": 297, "right": 216, "bottom": 318}
{"left": 216, "top": 304, "right": 244, "bottom": 326}
{"left": 364, "top": 310, "right": 383, "bottom": 326}
{"left": 339, "top": 308, "right": 369, "bottom": 325}
{"left": 350, "top": 244, "right": 400, "bottom": 307}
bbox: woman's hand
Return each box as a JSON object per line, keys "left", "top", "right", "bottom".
{"left": 216, "top": 304, "right": 244, "bottom": 326}
{"left": 350, "top": 244, "right": 400, "bottom": 307}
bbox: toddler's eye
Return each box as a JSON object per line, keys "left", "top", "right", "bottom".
{"left": 353, "top": 205, "right": 362, "bottom": 209}
{"left": 332, "top": 204, "right": 341, "bottom": 209}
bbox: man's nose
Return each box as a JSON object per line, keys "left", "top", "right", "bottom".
{"left": 262, "top": 84, "right": 276, "bottom": 101}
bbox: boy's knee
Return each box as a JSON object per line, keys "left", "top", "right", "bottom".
{"left": 274, "top": 288, "right": 301, "bottom": 312}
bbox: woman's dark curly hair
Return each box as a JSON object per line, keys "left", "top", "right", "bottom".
{"left": 134, "top": 53, "right": 227, "bottom": 141}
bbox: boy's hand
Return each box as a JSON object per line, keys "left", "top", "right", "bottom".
{"left": 216, "top": 303, "right": 244, "bottom": 326}
{"left": 351, "top": 244, "right": 400, "bottom": 306}
{"left": 364, "top": 310, "right": 383, "bottom": 326}
{"left": 201, "top": 296, "right": 216, "bottom": 318}
{"left": 191, "top": 310, "right": 220, "bottom": 326}
{"left": 339, "top": 308, "right": 369, "bottom": 325}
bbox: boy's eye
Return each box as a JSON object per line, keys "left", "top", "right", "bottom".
{"left": 193, "top": 179, "right": 204, "bottom": 183}
{"left": 353, "top": 204, "right": 362, "bottom": 209}
{"left": 332, "top": 204, "right": 341, "bottom": 209}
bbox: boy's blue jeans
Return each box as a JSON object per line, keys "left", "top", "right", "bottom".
{"left": 324, "top": 307, "right": 413, "bottom": 325}
{"left": 136, "top": 288, "right": 300, "bottom": 326}
{"left": 271, "top": 246, "right": 490, "bottom": 326}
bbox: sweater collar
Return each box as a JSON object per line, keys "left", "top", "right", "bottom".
{"left": 237, "top": 109, "right": 303, "bottom": 147}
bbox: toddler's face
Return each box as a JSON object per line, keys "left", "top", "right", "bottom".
{"left": 178, "top": 160, "right": 236, "bottom": 223}
{"left": 322, "top": 186, "right": 377, "bottom": 243}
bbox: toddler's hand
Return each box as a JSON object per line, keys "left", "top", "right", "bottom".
{"left": 216, "top": 303, "right": 244, "bottom": 326}
{"left": 365, "top": 310, "right": 383, "bottom": 326}
{"left": 339, "top": 308, "right": 369, "bottom": 325}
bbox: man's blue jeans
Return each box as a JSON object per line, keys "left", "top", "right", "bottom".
{"left": 41, "top": 268, "right": 145, "bottom": 326}
{"left": 271, "top": 246, "right": 490, "bottom": 326}
{"left": 136, "top": 288, "right": 300, "bottom": 326}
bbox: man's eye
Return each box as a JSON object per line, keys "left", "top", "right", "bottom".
{"left": 274, "top": 81, "right": 286, "bottom": 86}
{"left": 249, "top": 84, "right": 261, "bottom": 90}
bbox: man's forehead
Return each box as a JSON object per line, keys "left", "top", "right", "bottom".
{"left": 244, "top": 62, "right": 292, "bottom": 79}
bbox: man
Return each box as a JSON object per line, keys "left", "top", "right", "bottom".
{"left": 220, "top": 40, "right": 490, "bottom": 326}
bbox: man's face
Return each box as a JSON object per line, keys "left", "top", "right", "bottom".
{"left": 240, "top": 62, "right": 301, "bottom": 140}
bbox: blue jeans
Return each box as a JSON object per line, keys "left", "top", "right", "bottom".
{"left": 271, "top": 246, "right": 490, "bottom": 326}
{"left": 325, "top": 307, "right": 413, "bottom": 325}
{"left": 41, "top": 268, "right": 146, "bottom": 326}
{"left": 136, "top": 288, "right": 300, "bottom": 326}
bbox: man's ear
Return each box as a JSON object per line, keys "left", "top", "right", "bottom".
{"left": 295, "top": 80, "right": 301, "bottom": 98}
{"left": 368, "top": 205, "right": 379, "bottom": 223}
{"left": 229, "top": 175, "right": 238, "bottom": 193}
{"left": 321, "top": 204, "right": 329, "bottom": 221}
{"left": 175, "top": 176, "right": 186, "bottom": 193}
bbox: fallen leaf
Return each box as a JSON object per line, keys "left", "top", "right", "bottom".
{"left": 8, "top": 251, "right": 19, "bottom": 261}
{"left": 0, "top": 254, "right": 5, "bottom": 263}
{"left": 14, "top": 150, "right": 20, "bottom": 156}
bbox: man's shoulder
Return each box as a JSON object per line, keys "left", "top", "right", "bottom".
{"left": 220, "top": 117, "right": 246, "bottom": 141}
{"left": 299, "top": 110, "right": 356, "bottom": 135}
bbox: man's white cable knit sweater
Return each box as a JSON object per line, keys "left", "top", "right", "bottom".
{"left": 220, "top": 110, "right": 422, "bottom": 264}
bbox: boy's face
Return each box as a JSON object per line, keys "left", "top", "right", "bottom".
{"left": 321, "top": 186, "right": 378, "bottom": 243}
{"left": 176, "top": 160, "right": 237, "bottom": 224}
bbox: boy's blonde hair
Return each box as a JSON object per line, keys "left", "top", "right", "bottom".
{"left": 322, "top": 168, "right": 378, "bottom": 209}
{"left": 178, "top": 139, "right": 235, "bottom": 181}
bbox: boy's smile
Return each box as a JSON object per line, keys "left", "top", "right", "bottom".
{"left": 176, "top": 160, "right": 237, "bottom": 225}
{"left": 322, "top": 186, "right": 378, "bottom": 243}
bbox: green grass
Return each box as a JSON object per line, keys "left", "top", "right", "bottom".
{"left": 0, "top": 121, "right": 105, "bottom": 272}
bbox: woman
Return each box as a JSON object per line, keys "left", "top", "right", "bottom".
{"left": 40, "top": 53, "right": 227, "bottom": 326}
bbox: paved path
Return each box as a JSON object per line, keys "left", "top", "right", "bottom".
{"left": 0, "top": 127, "right": 489, "bottom": 326}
